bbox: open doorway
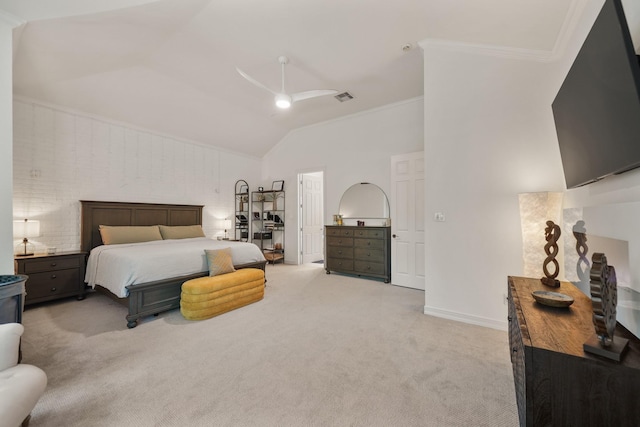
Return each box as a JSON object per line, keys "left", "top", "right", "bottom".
{"left": 298, "top": 171, "right": 324, "bottom": 264}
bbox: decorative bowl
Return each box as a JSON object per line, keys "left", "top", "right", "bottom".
{"left": 532, "top": 290, "right": 574, "bottom": 307}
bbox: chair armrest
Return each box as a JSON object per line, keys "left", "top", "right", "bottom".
{"left": 0, "top": 323, "right": 24, "bottom": 371}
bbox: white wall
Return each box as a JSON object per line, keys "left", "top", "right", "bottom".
{"left": 262, "top": 98, "right": 424, "bottom": 263}
{"left": 12, "top": 99, "right": 262, "bottom": 253}
{"left": 419, "top": 0, "right": 640, "bottom": 331}
{"left": 421, "top": 45, "right": 566, "bottom": 329}
{"left": 0, "top": 18, "right": 14, "bottom": 273}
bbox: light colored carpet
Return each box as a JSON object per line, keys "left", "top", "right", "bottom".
{"left": 20, "top": 263, "right": 518, "bottom": 426}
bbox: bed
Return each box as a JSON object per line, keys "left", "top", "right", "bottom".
{"left": 80, "top": 200, "right": 267, "bottom": 328}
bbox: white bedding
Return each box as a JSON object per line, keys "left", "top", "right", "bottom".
{"left": 85, "top": 238, "right": 265, "bottom": 298}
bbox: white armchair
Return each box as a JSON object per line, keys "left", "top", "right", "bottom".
{"left": 0, "top": 323, "right": 47, "bottom": 427}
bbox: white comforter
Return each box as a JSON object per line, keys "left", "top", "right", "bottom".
{"left": 85, "top": 238, "right": 265, "bottom": 298}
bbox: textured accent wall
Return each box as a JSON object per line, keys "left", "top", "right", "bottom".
{"left": 12, "top": 100, "right": 260, "bottom": 253}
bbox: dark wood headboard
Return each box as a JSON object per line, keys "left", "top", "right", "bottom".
{"left": 80, "top": 201, "right": 204, "bottom": 252}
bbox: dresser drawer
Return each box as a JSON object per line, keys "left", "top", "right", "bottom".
{"left": 21, "top": 256, "right": 82, "bottom": 273}
{"left": 354, "top": 248, "right": 385, "bottom": 263}
{"left": 354, "top": 238, "right": 385, "bottom": 250}
{"left": 353, "top": 228, "right": 386, "bottom": 239}
{"left": 326, "top": 246, "right": 353, "bottom": 259}
{"left": 326, "top": 236, "right": 353, "bottom": 247}
{"left": 326, "top": 228, "right": 353, "bottom": 237}
{"left": 25, "top": 269, "right": 80, "bottom": 300}
{"left": 326, "top": 258, "right": 354, "bottom": 272}
{"left": 354, "top": 260, "right": 386, "bottom": 276}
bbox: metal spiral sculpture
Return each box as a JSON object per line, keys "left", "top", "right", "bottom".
{"left": 541, "top": 220, "right": 561, "bottom": 287}
{"left": 589, "top": 253, "right": 617, "bottom": 347}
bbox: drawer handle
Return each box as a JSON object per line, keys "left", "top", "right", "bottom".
{"left": 51, "top": 287, "right": 57, "bottom": 292}
{"left": 512, "top": 348, "right": 518, "bottom": 353}
{"left": 51, "top": 274, "right": 57, "bottom": 279}
{"left": 507, "top": 316, "right": 512, "bottom": 322}
{"left": 338, "top": 250, "right": 342, "bottom": 254}
{"left": 51, "top": 262, "right": 57, "bottom": 267}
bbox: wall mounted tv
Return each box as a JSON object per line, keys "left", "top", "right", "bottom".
{"left": 552, "top": 0, "right": 640, "bottom": 189}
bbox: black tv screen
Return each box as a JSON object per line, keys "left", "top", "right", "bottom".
{"left": 552, "top": 0, "right": 640, "bottom": 188}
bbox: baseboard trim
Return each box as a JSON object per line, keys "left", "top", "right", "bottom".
{"left": 424, "top": 305, "right": 507, "bottom": 331}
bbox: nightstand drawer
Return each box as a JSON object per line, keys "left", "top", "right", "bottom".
{"left": 25, "top": 269, "right": 80, "bottom": 300}
{"left": 21, "top": 256, "right": 82, "bottom": 273}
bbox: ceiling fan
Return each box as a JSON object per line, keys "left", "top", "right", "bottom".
{"left": 236, "top": 56, "right": 337, "bottom": 109}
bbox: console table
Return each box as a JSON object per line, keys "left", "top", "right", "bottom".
{"left": 507, "top": 276, "right": 640, "bottom": 426}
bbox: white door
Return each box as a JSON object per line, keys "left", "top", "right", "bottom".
{"left": 390, "top": 152, "right": 425, "bottom": 290}
{"left": 300, "top": 172, "right": 324, "bottom": 264}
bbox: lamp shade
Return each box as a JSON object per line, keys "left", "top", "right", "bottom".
{"left": 518, "top": 192, "right": 563, "bottom": 278}
{"left": 13, "top": 219, "right": 40, "bottom": 238}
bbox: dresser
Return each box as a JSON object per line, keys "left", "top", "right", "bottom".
{"left": 15, "top": 252, "right": 87, "bottom": 305}
{"left": 507, "top": 276, "right": 640, "bottom": 426}
{"left": 325, "top": 226, "right": 390, "bottom": 283}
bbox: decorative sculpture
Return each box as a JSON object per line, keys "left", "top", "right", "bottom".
{"left": 589, "top": 253, "right": 617, "bottom": 347}
{"left": 583, "top": 252, "right": 629, "bottom": 361}
{"left": 541, "top": 220, "right": 561, "bottom": 287}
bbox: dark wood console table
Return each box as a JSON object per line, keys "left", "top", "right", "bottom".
{"left": 507, "top": 276, "right": 640, "bottom": 426}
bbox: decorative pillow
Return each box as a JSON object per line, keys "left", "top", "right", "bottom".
{"left": 99, "top": 225, "right": 163, "bottom": 245}
{"left": 159, "top": 225, "right": 205, "bottom": 240}
{"left": 205, "top": 248, "right": 236, "bottom": 276}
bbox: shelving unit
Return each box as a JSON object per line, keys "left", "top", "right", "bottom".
{"left": 234, "top": 180, "right": 250, "bottom": 242}
{"left": 251, "top": 189, "right": 285, "bottom": 263}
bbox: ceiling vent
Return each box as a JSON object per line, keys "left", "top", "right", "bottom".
{"left": 334, "top": 92, "right": 354, "bottom": 102}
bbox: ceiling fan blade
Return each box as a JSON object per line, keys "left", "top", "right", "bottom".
{"left": 291, "top": 89, "right": 338, "bottom": 103}
{"left": 236, "top": 67, "right": 278, "bottom": 96}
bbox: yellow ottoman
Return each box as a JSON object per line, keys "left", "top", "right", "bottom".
{"left": 180, "top": 268, "right": 265, "bottom": 321}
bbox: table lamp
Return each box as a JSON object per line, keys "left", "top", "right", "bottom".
{"left": 13, "top": 219, "right": 40, "bottom": 256}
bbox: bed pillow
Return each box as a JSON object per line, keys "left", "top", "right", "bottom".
{"left": 159, "top": 225, "right": 205, "bottom": 240}
{"left": 99, "top": 225, "right": 163, "bottom": 245}
{"left": 205, "top": 248, "right": 236, "bottom": 276}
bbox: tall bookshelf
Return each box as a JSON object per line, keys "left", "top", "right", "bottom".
{"left": 251, "top": 189, "right": 284, "bottom": 263}
{"left": 234, "top": 180, "right": 250, "bottom": 241}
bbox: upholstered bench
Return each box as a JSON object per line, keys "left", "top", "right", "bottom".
{"left": 180, "top": 268, "right": 265, "bottom": 321}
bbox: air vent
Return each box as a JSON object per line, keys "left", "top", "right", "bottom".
{"left": 334, "top": 92, "right": 354, "bottom": 102}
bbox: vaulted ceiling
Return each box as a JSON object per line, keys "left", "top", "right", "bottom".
{"left": 3, "top": 0, "right": 582, "bottom": 156}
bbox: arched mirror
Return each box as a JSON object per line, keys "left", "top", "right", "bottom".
{"left": 338, "top": 183, "right": 390, "bottom": 219}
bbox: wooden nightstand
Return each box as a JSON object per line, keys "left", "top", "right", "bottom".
{"left": 14, "top": 252, "right": 87, "bottom": 305}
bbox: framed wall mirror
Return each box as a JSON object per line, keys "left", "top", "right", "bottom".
{"left": 338, "top": 183, "right": 390, "bottom": 219}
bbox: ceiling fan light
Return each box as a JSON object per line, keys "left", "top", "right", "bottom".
{"left": 275, "top": 94, "right": 292, "bottom": 109}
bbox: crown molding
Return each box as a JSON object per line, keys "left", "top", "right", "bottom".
{"left": 418, "top": 38, "right": 553, "bottom": 62}
{"left": 0, "top": 10, "right": 25, "bottom": 28}
{"left": 418, "top": 0, "right": 589, "bottom": 63}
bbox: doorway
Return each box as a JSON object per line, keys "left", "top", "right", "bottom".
{"left": 390, "top": 151, "right": 425, "bottom": 290}
{"left": 298, "top": 171, "right": 324, "bottom": 264}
